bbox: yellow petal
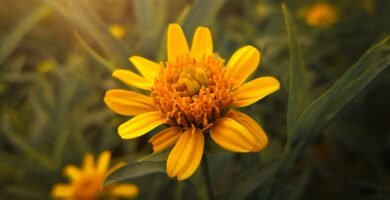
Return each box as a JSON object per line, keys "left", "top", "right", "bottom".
{"left": 166, "top": 129, "right": 191, "bottom": 177}
{"left": 64, "top": 165, "right": 81, "bottom": 181}
{"left": 82, "top": 153, "right": 95, "bottom": 174}
{"left": 177, "top": 129, "right": 204, "bottom": 180}
{"left": 111, "top": 183, "right": 139, "bottom": 197}
{"left": 129, "top": 56, "right": 161, "bottom": 80}
{"left": 227, "top": 45, "right": 260, "bottom": 87}
{"left": 210, "top": 117, "right": 257, "bottom": 152}
{"left": 112, "top": 69, "right": 152, "bottom": 90}
{"left": 190, "top": 26, "right": 213, "bottom": 60}
{"left": 97, "top": 151, "right": 111, "bottom": 173}
{"left": 167, "top": 128, "right": 204, "bottom": 180}
{"left": 148, "top": 127, "right": 182, "bottom": 152}
{"left": 104, "top": 89, "right": 157, "bottom": 116}
{"left": 118, "top": 111, "right": 165, "bottom": 139}
{"left": 227, "top": 110, "right": 268, "bottom": 152}
{"left": 167, "top": 23, "right": 189, "bottom": 61}
{"left": 51, "top": 184, "right": 73, "bottom": 198}
{"left": 233, "top": 76, "right": 280, "bottom": 107}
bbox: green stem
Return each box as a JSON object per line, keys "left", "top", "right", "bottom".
{"left": 201, "top": 155, "right": 214, "bottom": 200}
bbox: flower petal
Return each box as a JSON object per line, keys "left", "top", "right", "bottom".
{"left": 227, "top": 45, "right": 261, "bottom": 87}
{"left": 166, "top": 129, "right": 190, "bottom": 177}
{"left": 97, "top": 151, "right": 111, "bottom": 173}
{"left": 104, "top": 89, "right": 157, "bottom": 116}
{"left": 148, "top": 127, "right": 182, "bottom": 153}
{"left": 118, "top": 111, "right": 165, "bottom": 139}
{"left": 111, "top": 184, "right": 139, "bottom": 197}
{"left": 177, "top": 128, "right": 204, "bottom": 180}
{"left": 64, "top": 165, "right": 81, "bottom": 181}
{"left": 129, "top": 56, "right": 161, "bottom": 80}
{"left": 82, "top": 153, "right": 95, "bottom": 174}
{"left": 210, "top": 117, "right": 257, "bottom": 152}
{"left": 51, "top": 184, "right": 73, "bottom": 198}
{"left": 233, "top": 76, "right": 280, "bottom": 107}
{"left": 112, "top": 69, "right": 152, "bottom": 90}
{"left": 190, "top": 26, "right": 213, "bottom": 60}
{"left": 227, "top": 110, "right": 268, "bottom": 152}
{"left": 167, "top": 23, "right": 189, "bottom": 61}
{"left": 167, "top": 128, "right": 204, "bottom": 180}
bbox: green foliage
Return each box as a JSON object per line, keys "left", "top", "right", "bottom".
{"left": 1, "top": 0, "right": 389, "bottom": 199}
{"left": 291, "top": 36, "right": 390, "bottom": 148}
{"left": 282, "top": 4, "right": 309, "bottom": 145}
{"left": 104, "top": 161, "right": 166, "bottom": 187}
{"left": 0, "top": 4, "right": 51, "bottom": 65}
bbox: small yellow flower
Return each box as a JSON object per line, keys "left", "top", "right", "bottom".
{"left": 104, "top": 24, "right": 280, "bottom": 180}
{"left": 305, "top": 3, "right": 338, "bottom": 27}
{"left": 51, "top": 151, "right": 138, "bottom": 200}
{"left": 255, "top": 2, "right": 274, "bottom": 18}
{"left": 36, "top": 59, "right": 55, "bottom": 74}
{"left": 109, "top": 24, "right": 126, "bottom": 40}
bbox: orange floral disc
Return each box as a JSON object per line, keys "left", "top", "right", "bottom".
{"left": 152, "top": 55, "right": 235, "bottom": 129}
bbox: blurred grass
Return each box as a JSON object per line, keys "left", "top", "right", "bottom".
{"left": 1, "top": 0, "right": 389, "bottom": 199}
{"left": 0, "top": 4, "right": 51, "bottom": 65}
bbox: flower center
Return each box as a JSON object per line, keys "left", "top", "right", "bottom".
{"left": 151, "top": 54, "right": 235, "bottom": 129}
{"left": 73, "top": 174, "right": 104, "bottom": 199}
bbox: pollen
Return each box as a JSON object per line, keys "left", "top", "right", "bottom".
{"left": 151, "top": 54, "right": 235, "bottom": 129}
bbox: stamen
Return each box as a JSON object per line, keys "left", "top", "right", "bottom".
{"left": 151, "top": 54, "right": 234, "bottom": 129}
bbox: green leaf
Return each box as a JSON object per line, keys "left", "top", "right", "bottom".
{"left": 75, "top": 33, "right": 116, "bottom": 72}
{"left": 133, "top": 0, "right": 168, "bottom": 57}
{"left": 103, "top": 161, "right": 166, "bottom": 187}
{"left": 43, "top": 0, "right": 132, "bottom": 69}
{"left": 1, "top": 113, "right": 56, "bottom": 171}
{"left": 137, "top": 150, "right": 170, "bottom": 162}
{"left": 182, "top": 0, "right": 226, "bottom": 36}
{"left": 286, "top": 166, "right": 311, "bottom": 200}
{"left": 291, "top": 36, "right": 390, "bottom": 148}
{"left": 0, "top": 4, "right": 51, "bottom": 65}
{"left": 134, "top": 0, "right": 167, "bottom": 36}
{"left": 281, "top": 4, "right": 309, "bottom": 146}
{"left": 216, "top": 159, "right": 282, "bottom": 200}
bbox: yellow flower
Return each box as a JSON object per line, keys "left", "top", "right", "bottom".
{"left": 51, "top": 151, "right": 138, "bottom": 200}
{"left": 305, "top": 3, "right": 338, "bottom": 27}
{"left": 109, "top": 24, "right": 126, "bottom": 40}
{"left": 36, "top": 59, "right": 55, "bottom": 74}
{"left": 104, "top": 24, "right": 280, "bottom": 180}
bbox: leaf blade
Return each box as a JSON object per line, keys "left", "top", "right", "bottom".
{"left": 182, "top": 0, "right": 226, "bottom": 36}
{"left": 0, "top": 4, "right": 51, "bottom": 65}
{"left": 103, "top": 161, "right": 166, "bottom": 187}
{"left": 291, "top": 36, "right": 390, "bottom": 148}
{"left": 282, "top": 4, "right": 309, "bottom": 146}
{"left": 216, "top": 159, "right": 282, "bottom": 200}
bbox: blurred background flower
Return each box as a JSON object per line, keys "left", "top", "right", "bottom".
{"left": 303, "top": 2, "right": 339, "bottom": 27}
{"left": 52, "top": 151, "right": 138, "bottom": 200}
{"left": 109, "top": 24, "right": 126, "bottom": 40}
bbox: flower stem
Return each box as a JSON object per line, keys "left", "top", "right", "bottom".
{"left": 201, "top": 155, "right": 214, "bottom": 200}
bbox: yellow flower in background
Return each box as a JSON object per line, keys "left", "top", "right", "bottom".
{"left": 36, "top": 59, "right": 55, "bottom": 73}
{"left": 305, "top": 3, "right": 338, "bottom": 27}
{"left": 104, "top": 24, "right": 280, "bottom": 180}
{"left": 109, "top": 24, "right": 126, "bottom": 40}
{"left": 51, "top": 151, "right": 138, "bottom": 200}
